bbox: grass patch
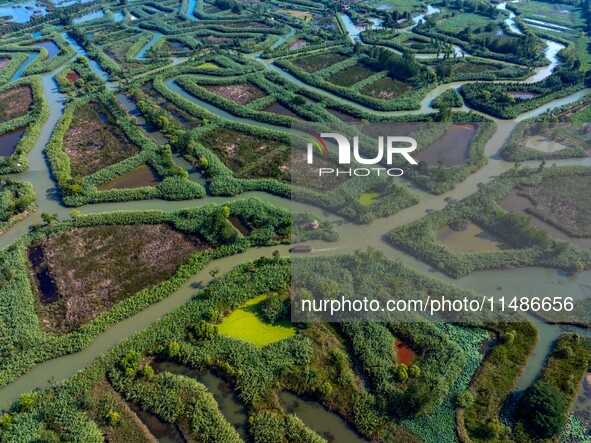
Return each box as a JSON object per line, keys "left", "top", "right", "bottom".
{"left": 359, "top": 192, "right": 380, "bottom": 205}
{"left": 218, "top": 294, "right": 296, "bottom": 347}
{"left": 437, "top": 13, "right": 494, "bottom": 33}
{"left": 327, "top": 64, "right": 379, "bottom": 87}
{"left": 196, "top": 62, "right": 220, "bottom": 69}
{"left": 293, "top": 52, "right": 347, "bottom": 73}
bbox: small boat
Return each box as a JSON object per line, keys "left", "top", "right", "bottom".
{"left": 290, "top": 245, "right": 312, "bottom": 253}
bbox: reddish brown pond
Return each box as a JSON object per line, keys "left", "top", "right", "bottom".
{"left": 98, "top": 165, "right": 161, "bottom": 190}
{"left": 66, "top": 71, "right": 80, "bottom": 82}
{"left": 0, "top": 129, "right": 25, "bottom": 157}
{"left": 500, "top": 191, "right": 591, "bottom": 249}
{"left": 416, "top": 124, "right": 476, "bottom": 167}
{"left": 394, "top": 339, "right": 415, "bottom": 366}
{"left": 128, "top": 402, "right": 186, "bottom": 442}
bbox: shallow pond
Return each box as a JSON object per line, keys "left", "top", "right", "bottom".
{"left": 28, "top": 245, "right": 59, "bottom": 304}
{"left": 152, "top": 361, "right": 249, "bottom": 440}
{"left": 262, "top": 101, "right": 301, "bottom": 119}
{"left": 279, "top": 391, "right": 366, "bottom": 442}
{"left": 394, "top": 339, "right": 415, "bottom": 366}
{"left": 0, "top": 129, "right": 25, "bottom": 157}
{"left": 500, "top": 191, "right": 591, "bottom": 249}
{"left": 34, "top": 41, "right": 60, "bottom": 60}
{"left": 415, "top": 124, "right": 476, "bottom": 167}
{"left": 436, "top": 223, "right": 507, "bottom": 253}
{"left": 98, "top": 165, "right": 161, "bottom": 190}
{"left": 228, "top": 215, "right": 250, "bottom": 236}
{"left": 73, "top": 10, "right": 105, "bottom": 24}
{"left": 128, "top": 402, "right": 187, "bottom": 443}
{"left": 523, "top": 135, "right": 569, "bottom": 153}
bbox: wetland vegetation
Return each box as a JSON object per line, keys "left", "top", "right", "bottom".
{"left": 0, "top": 0, "right": 590, "bottom": 441}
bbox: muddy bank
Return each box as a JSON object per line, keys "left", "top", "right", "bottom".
{"left": 500, "top": 191, "right": 591, "bottom": 249}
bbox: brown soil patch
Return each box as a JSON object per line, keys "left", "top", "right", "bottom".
{"left": 29, "top": 224, "right": 206, "bottom": 333}
{"left": 204, "top": 83, "right": 265, "bottom": 104}
{"left": 63, "top": 101, "right": 140, "bottom": 177}
{"left": 0, "top": 85, "right": 33, "bottom": 123}
{"left": 66, "top": 71, "right": 80, "bottom": 82}
{"left": 0, "top": 58, "right": 9, "bottom": 70}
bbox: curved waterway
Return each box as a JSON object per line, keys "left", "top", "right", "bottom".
{"left": 0, "top": 22, "right": 589, "bottom": 419}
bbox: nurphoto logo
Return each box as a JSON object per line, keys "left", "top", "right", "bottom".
{"left": 305, "top": 132, "right": 418, "bottom": 177}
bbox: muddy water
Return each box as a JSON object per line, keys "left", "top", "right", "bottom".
{"left": 98, "top": 165, "right": 161, "bottom": 190}
{"left": 436, "top": 223, "right": 506, "bottom": 253}
{"left": 28, "top": 245, "right": 58, "bottom": 304}
{"left": 394, "top": 339, "right": 415, "bottom": 366}
{"left": 523, "top": 135, "right": 568, "bottom": 153}
{"left": 262, "top": 101, "right": 301, "bottom": 119}
{"left": 229, "top": 216, "right": 250, "bottom": 236}
{"left": 152, "top": 361, "right": 249, "bottom": 440}
{"left": 279, "top": 391, "right": 366, "bottom": 442}
{"left": 416, "top": 124, "right": 475, "bottom": 167}
{"left": 500, "top": 191, "right": 591, "bottom": 249}
{"left": 128, "top": 403, "right": 187, "bottom": 443}
{"left": 0, "top": 129, "right": 25, "bottom": 156}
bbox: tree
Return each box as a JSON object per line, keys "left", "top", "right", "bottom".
{"left": 192, "top": 320, "right": 218, "bottom": 341}
{"left": 105, "top": 409, "right": 121, "bottom": 426}
{"left": 521, "top": 381, "right": 567, "bottom": 438}
{"left": 261, "top": 294, "right": 288, "bottom": 323}
{"left": 456, "top": 390, "right": 474, "bottom": 408}
{"left": 167, "top": 341, "right": 181, "bottom": 358}
{"left": 142, "top": 365, "right": 154, "bottom": 379}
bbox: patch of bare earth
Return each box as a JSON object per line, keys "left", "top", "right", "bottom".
{"left": 29, "top": 224, "right": 207, "bottom": 333}
{"left": 63, "top": 101, "right": 140, "bottom": 177}
{"left": 0, "top": 85, "right": 33, "bottom": 122}
{"left": 204, "top": 83, "right": 265, "bottom": 104}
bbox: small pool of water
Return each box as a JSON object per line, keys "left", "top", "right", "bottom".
{"left": 279, "top": 391, "right": 366, "bottom": 442}
{"left": 128, "top": 402, "right": 186, "bottom": 443}
{"left": 0, "top": 129, "right": 25, "bottom": 157}
{"left": 436, "top": 223, "right": 507, "bottom": 252}
{"left": 152, "top": 361, "right": 249, "bottom": 440}
{"left": 415, "top": 124, "right": 476, "bottom": 167}
{"left": 98, "top": 165, "right": 161, "bottom": 191}
{"left": 34, "top": 41, "right": 60, "bottom": 61}
{"left": 73, "top": 9, "right": 105, "bottom": 24}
